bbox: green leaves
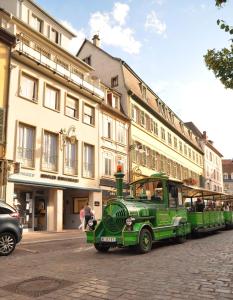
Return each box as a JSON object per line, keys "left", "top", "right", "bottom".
{"left": 204, "top": 47, "right": 233, "bottom": 89}
{"left": 205, "top": 1, "right": 233, "bottom": 89}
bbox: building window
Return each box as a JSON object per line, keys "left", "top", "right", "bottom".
{"left": 64, "top": 140, "right": 77, "bottom": 175}
{"left": 83, "top": 143, "right": 94, "bottom": 178}
{"left": 17, "top": 123, "right": 35, "bottom": 168}
{"left": 188, "top": 148, "right": 191, "bottom": 159}
{"left": 42, "top": 131, "right": 58, "bottom": 171}
{"left": 140, "top": 111, "right": 145, "bottom": 127}
{"left": 131, "top": 105, "right": 137, "bottom": 122}
{"left": 51, "top": 28, "right": 59, "bottom": 44}
{"left": 44, "top": 85, "right": 60, "bottom": 111}
{"left": 161, "top": 127, "right": 166, "bottom": 141}
{"left": 184, "top": 145, "right": 187, "bottom": 156}
{"left": 83, "top": 56, "right": 91, "bottom": 66}
{"left": 111, "top": 76, "right": 118, "bottom": 87}
{"left": 223, "top": 173, "right": 228, "bottom": 180}
{"left": 167, "top": 133, "right": 172, "bottom": 146}
{"left": 20, "top": 73, "right": 38, "bottom": 102}
{"left": 209, "top": 152, "right": 212, "bottom": 161}
{"left": 83, "top": 104, "right": 95, "bottom": 125}
{"left": 145, "top": 115, "right": 151, "bottom": 131}
{"left": 231, "top": 173, "right": 233, "bottom": 180}
{"left": 65, "top": 95, "right": 79, "bottom": 119}
{"left": 174, "top": 137, "right": 177, "bottom": 149}
{"left": 107, "top": 92, "right": 120, "bottom": 109}
{"left": 116, "top": 121, "right": 126, "bottom": 144}
{"left": 32, "top": 14, "right": 43, "bottom": 33}
{"left": 103, "top": 115, "right": 112, "bottom": 139}
{"left": 179, "top": 141, "right": 183, "bottom": 153}
{"left": 103, "top": 153, "right": 113, "bottom": 176}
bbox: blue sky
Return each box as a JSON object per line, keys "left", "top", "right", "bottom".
{"left": 36, "top": 0, "right": 233, "bottom": 158}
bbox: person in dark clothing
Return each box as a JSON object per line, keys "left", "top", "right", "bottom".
{"left": 195, "top": 198, "right": 205, "bottom": 212}
{"left": 84, "top": 203, "right": 92, "bottom": 229}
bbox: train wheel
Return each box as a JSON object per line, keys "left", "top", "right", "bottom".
{"left": 175, "top": 224, "right": 186, "bottom": 244}
{"left": 137, "top": 228, "right": 152, "bottom": 254}
{"left": 94, "top": 243, "right": 110, "bottom": 253}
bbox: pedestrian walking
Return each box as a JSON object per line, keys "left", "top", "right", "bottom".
{"left": 84, "top": 203, "right": 92, "bottom": 229}
{"left": 78, "top": 206, "right": 85, "bottom": 231}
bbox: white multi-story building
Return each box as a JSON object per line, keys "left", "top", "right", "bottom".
{"left": 185, "top": 123, "right": 224, "bottom": 192}
{"left": 0, "top": 1, "right": 110, "bottom": 231}
{"left": 77, "top": 36, "right": 204, "bottom": 185}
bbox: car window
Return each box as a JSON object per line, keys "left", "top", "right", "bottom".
{"left": 0, "top": 207, "right": 14, "bottom": 214}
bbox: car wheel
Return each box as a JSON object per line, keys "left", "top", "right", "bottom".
{"left": 137, "top": 228, "right": 152, "bottom": 254}
{"left": 0, "top": 232, "right": 16, "bottom": 256}
{"left": 94, "top": 243, "right": 110, "bottom": 252}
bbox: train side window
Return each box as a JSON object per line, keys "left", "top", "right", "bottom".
{"left": 169, "top": 185, "right": 178, "bottom": 208}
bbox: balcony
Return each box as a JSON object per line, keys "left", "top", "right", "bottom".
{"left": 15, "top": 33, "right": 105, "bottom": 99}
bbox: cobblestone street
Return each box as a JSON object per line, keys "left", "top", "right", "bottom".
{"left": 1, "top": 230, "right": 233, "bottom": 300}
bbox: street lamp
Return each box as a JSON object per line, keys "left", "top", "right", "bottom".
{"left": 129, "top": 143, "right": 144, "bottom": 181}
{"left": 59, "top": 125, "right": 77, "bottom": 150}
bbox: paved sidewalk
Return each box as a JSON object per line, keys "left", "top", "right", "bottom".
{"left": 20, "top": 229, "right": 86, "bottom": 244}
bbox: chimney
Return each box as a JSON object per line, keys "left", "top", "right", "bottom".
{"left": 92, "top": 34, "right": 100, "bottom": 47}
{"left": 202, "top": 131, "right": 207, "bottom": 140}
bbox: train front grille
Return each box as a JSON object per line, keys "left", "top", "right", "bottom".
{"left": 103, "top": 202, "right": 128, "bottom": 234}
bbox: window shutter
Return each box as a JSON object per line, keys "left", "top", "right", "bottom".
{"left": 0, "top": 108, "right": 5, "bottom": 144}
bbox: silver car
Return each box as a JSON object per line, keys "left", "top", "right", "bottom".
{"left": 0, "top": 201, "right": 23, "bottom": 256}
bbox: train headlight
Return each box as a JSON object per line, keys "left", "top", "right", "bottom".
{"left": 126, "top": 217, "right": 135, "bottom": 226}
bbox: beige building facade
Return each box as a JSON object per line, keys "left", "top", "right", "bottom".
{"left": 0, "top": 1, "right": 107, "bottom": 231}
{"left": 77, "top": 38, "right": 204, "bottom": 184}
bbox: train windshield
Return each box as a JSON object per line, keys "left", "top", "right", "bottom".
{"left": 133, "top": 180, "right": 163, "bottom": 201}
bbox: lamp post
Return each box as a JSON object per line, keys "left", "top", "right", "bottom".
{"left": 59, "top": 125, "right": 77, "bottom": 150}
{"left": 129, "top": 143, "right": 144, "bottom": 182}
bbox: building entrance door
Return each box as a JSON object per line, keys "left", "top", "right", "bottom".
{"left": 34, "top": 197, "right": 47, "bottom": 231}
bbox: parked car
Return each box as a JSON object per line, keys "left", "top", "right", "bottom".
{"left": 0, "top": 200, "right": 23, "bottom": 256}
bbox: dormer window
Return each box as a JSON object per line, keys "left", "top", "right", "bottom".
{"left": 83, "top": 56, "right": 91, "bottom": 66}
{"left": 139, "top": 83, "right": 147, "bottom": 101}
{"left": 107, "top": 92, "right": 120, "bottom": 109}
{"left": 51, "top": 28, "right": 59, "bottom": 44}
{"left": 111, "top": 76, "right": 118, "bottom": 88}
{"left": 32, "top": 14, "right": 43, "bottom": 33}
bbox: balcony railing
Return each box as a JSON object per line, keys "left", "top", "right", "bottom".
{"left": 15, "top": 33, "right": 105, "bottom": 99}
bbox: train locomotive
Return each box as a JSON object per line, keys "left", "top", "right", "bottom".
{"left": 86, "top": 164, "right": 233, "bottom": 254}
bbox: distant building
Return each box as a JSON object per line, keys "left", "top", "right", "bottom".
{"left": 185, "top": 122, "right": 223, "bottom": 192}
{"left": 222, "top": 159, "right": 233, "bottom": 194}
{"left": 77, "top": 36, "right": 204, "bottom": 185}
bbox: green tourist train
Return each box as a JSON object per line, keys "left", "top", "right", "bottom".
{"left": 86, "top": 164, "right": 233, "bottom": 254}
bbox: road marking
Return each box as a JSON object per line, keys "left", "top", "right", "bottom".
{"left": 21, "top": 236, "right": 85, "bottom": 245}
{"left": 17, "top": 247, "right": 39, "bottom": 254}
{"left": 72, "top": 246, "right": 93, "bottom": 253}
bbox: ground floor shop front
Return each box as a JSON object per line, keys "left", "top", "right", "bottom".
{"left": 6, "top": 181, "right": 102, "bottom": 232}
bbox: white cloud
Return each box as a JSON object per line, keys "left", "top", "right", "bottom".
{"left": 89, "top": 3, "right": 141, "bottom": 54}
{"left": 61, "top": 20, "right": 86, "bottom": 55}
{"left": 145, "top": 11, "right": 166, "bottom": 36}
{"left": 112, "top": 2, "right": 129, "bottom": 26}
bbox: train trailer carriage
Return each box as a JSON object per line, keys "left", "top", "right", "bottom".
{"left": 86, "top": 165, "right": 233, "bottom": 254}
{"left": 182, "top": 186, "right": 226, "bottom": 233}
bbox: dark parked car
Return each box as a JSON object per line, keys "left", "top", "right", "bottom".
{"left": 0, "top": 200, "right": 23, "bottom": 256}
